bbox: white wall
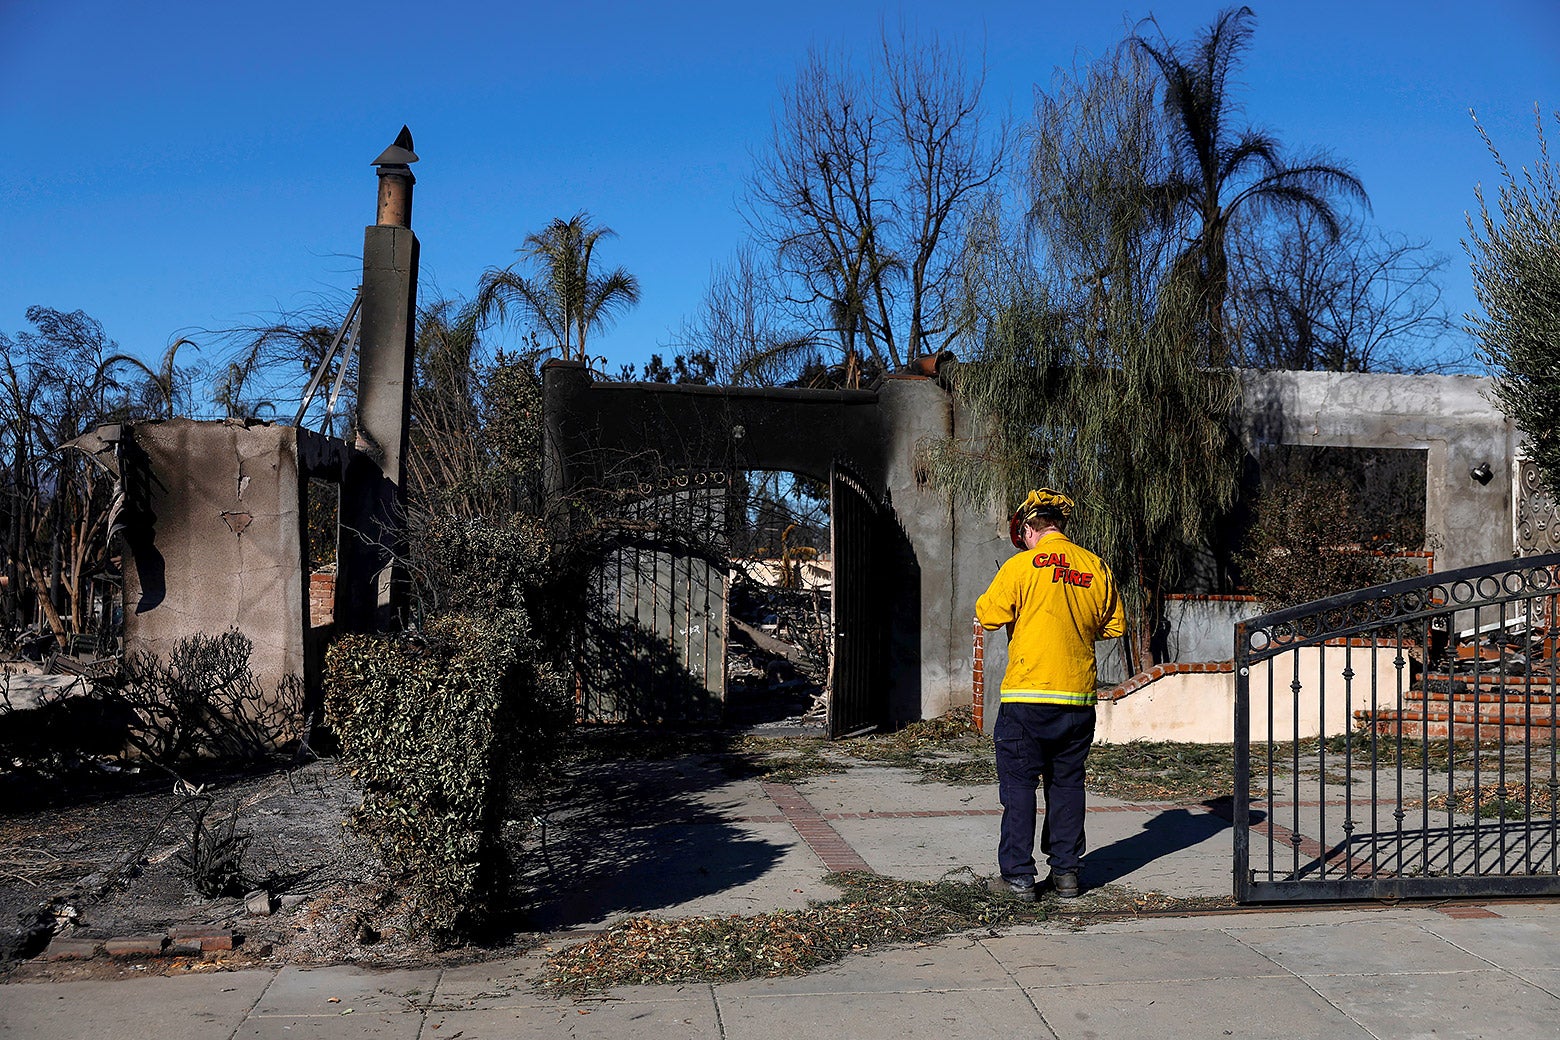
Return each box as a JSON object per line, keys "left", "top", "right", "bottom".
{"left": 1096, "top": 645, "right": 1397, "bottom": 744}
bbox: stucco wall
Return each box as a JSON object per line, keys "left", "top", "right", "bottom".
{"left": 118, "top": 419, "right": 349, "bottom": 739}
{"left": 1239, "top": 370, "right": 1515, "bottom": 574}
{"left": 545, "top": 365, "right": 1517, "bottom": 730}
{"left": 1165, "top": 597, "right": 1260, "bottom": 663}
{"left": 876, "top": 376, "right": 956, "bottom": 722}
{"left": 122, "top": 420, "right": 305, "bottom": 689}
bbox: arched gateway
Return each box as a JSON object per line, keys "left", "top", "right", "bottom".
{"left": 541, "top": 359, "right": 994, "bottom": 736}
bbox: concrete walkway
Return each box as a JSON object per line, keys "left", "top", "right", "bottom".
{"left": 6, "top": 760, "right": 1560, "bottom": 1038}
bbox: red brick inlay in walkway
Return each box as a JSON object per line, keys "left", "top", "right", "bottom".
{"left": 761, "top": 781, "right": 876, "bottom": 874}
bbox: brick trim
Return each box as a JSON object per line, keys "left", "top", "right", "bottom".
{"left": 971, "top": 617, "right": 985, "bottom": 733}
{"left": 762, "top": 782, "right": 875, "bottom": 874}
{"left": 41, "top": 927, "right": 237, "bottom": 963}
{"left": 1104, "top": 661, "right": 1235, "bottom": 702}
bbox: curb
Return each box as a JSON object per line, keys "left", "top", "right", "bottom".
{"left": 40, "top": 926, "right": 239, "bottom": 963}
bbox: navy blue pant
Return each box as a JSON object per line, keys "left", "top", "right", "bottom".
{"left": 995, "top": 702, "right": 1096, "bottom": 878}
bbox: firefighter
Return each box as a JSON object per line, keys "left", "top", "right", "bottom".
{"left": 976, "top": 488, "right": 1126, "bottom": 900}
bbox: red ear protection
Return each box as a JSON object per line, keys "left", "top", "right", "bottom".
{"left": 1009, "top": 511, "right": 1025, "bottom": 548}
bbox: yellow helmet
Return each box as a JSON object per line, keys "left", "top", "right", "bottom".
{"left": 1009, "top": 488, "right": 1075, "bottom": 547}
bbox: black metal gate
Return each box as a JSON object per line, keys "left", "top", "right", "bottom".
{"left": 829, "top": 463, "right": 889, "bottom": 738}
{"left": 1235, "top": 553, "right": 1560, "bottom": 902}
{"left": 579, "top": 475, "right": 728, "bottom": 722}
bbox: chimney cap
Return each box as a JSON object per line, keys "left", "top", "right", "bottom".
{"left": 371, "top": 126, "right": 418, "bottom": 167}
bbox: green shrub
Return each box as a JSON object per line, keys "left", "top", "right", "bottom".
{"left": 325, "top": 608, "right": 570, "bottom": 944}
{"left": 408, "top": 513, "right": 552, "bottom": 618}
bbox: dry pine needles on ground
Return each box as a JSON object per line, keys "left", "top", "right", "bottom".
{"left": 540, "top": 869, "right": 1047, "bottom": 993}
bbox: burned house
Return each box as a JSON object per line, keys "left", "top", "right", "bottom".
{"left": 61, "top": 129, "right": 1541, "bottom": 750}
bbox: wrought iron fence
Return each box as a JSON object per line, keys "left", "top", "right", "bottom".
{"left": 1235, "top": 552, "right": 1560, "bottom": 902}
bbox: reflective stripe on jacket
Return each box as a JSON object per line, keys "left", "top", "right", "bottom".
{"left": 975, "top": 531, "right": 1127, "bottom": 707}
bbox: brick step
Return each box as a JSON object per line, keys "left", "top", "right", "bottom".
{"left": 1360, "top": 703, "right": 1559, "bottom": 724}
{"left": 1407, "top": 688, "right": 1560, "bottom": 709}
{"left": 1422, "top": 671, "right": 1560, "bottom": 689}
{"left": 1363, "top": 714, "right": 1560, "bottom": 743}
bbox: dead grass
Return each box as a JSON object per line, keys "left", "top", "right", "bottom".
{"left": 1315, "top": 732, "right": 1527, "bottom": 774}
{"left": 840, "top": 711, "right": 997, "bottom": 784}
{"left": 1422, "top": 782, "right": 1559, "bottom": 821}
{"left": 539, "top": 869, "right": 1242, "bottom": 994}
{"left": 734, "top": 712, "right": 1274, "bottom": 804}
{"left": 1084, "top": 742, "right": 1244, "bottom": 802}
{"left": 732, "top": 709, "right": 996, "bottom": 786}
{"left": 732, "top": 736, "right": 842, "bottom": 784}
{"left": 1057, "top": 883, "right": 1238, "bottom": 919}
{"left": 572, "top": 710, "right": 1277, "bottom": 804}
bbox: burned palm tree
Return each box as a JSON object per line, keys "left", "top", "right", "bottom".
{"left": 1133, "top": 6, "right": 1367, "bottom": 363}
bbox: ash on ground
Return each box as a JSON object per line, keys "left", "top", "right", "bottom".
{"left": 0, "top": 758, "right": 448, "bottom": 976}
{"left": 2, "top": 580, "right": 837, "bottom": 978}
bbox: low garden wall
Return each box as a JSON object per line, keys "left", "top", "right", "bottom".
{"left": 1095, "top": 644, "right": 1401, "bottom": 744}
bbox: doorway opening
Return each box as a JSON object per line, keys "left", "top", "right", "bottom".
{"left": 576, "top": 464, "right": 890, "bottom": 738}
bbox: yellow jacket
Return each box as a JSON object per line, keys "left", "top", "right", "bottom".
{"left": 976, "top": 531, "right": 1127, "bottom": 707}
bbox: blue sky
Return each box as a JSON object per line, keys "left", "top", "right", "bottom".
{"left": 3, "top": 1, "right": 1557, "bottom": 388}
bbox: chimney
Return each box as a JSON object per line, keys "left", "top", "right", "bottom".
{"left": 338, "top": 127, "right": 421, "bottom": 632}
{"left": 371, "top": 125, "right": 418, "bottom": 228}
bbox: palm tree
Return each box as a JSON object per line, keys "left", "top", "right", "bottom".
{"left": 213, "top": 356, "right": 276, "bottom": 421}
{"left": 1133, "top": 6, "right": 1367, "bottom": 362}
{"left": 477, "top": 211, "right": 640, "bottom": 363}
{"left": 103, "top": 337, "right": 198, "bottom": 418}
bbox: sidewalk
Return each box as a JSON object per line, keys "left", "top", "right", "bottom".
{"left": 5, "top": 761, "right": 1560, "bottom": 1038}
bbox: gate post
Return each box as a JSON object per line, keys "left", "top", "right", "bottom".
{"left": 1233, "top": 620, "right": 1251, "bottom": 902}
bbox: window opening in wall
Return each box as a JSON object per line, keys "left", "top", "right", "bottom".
{"left": 1264, "top": 445, "right": 1428, "bottom": 549}
{"left": 1236, "top": 445, "right": 1432, "bottom": 611}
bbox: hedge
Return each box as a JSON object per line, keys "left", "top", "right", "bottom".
{"left": 325, "top": 608, "right": 569, "bottom": 943}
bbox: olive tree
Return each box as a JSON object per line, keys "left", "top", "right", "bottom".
{"left": 1467, "top": 105, "right": 1560, "bottom": 495}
